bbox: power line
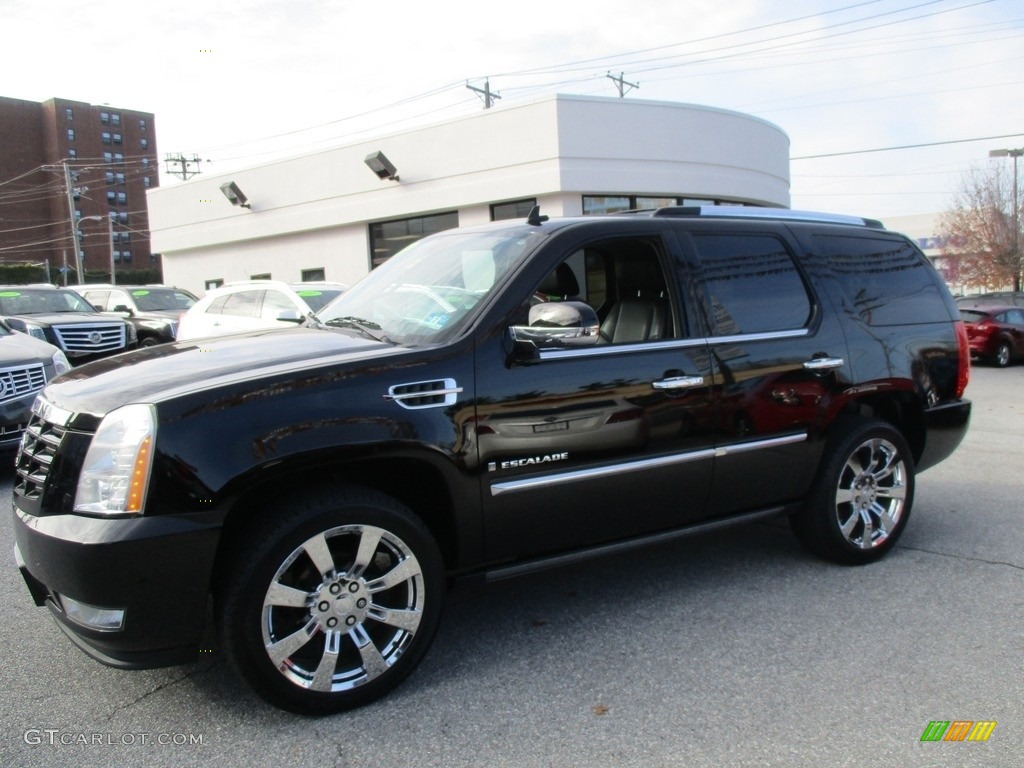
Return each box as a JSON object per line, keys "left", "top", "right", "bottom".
{"left": 792, "top": 132, "right": 1024, "bottom": 160}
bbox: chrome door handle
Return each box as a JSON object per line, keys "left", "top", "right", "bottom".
{"left": 652, "top": 375, "right": 705, "bottom": 390}
{"left": 803, "top": 357, "right": 844, "bottom": 371}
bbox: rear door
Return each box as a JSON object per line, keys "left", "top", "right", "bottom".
{"left": 677, "top": 222, "right": 852, "bottom": 515}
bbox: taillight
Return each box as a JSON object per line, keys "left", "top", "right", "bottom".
{"left": 953, "top": 320, "right": 970, "bottom": 398}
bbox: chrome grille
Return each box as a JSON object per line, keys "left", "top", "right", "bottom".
{"left": 0, "top": 363, "right": 46, "bottom": 403}
{"left": 14, "top": 413, "right": 67, "bottom": 500}
{"left": 52, "top": 323, "right": 126, "bottom": 353}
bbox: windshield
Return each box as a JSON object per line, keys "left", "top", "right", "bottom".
{"left": 130, "top": 289, "right": 196, "bottom": 311}
{"left": 0, "top": 288, "right": 95, "bottom": 315}
{"left": 317, "top": 227, "right": 543, "bottom": 344}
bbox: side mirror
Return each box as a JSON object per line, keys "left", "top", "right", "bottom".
{"left": 276, "top": 309, "right": 304, "bottom": 324}
{"left": 112, "top": 304, "right": 133, "bottom": 315}
{"left": 510, "top": 301, "right": 601, "bottom": 351}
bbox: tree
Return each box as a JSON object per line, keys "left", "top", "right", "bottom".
{"left": 939, "top": 161, "right": 1022, "bottom": 291}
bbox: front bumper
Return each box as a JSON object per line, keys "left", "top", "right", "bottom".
{"left": 12, "top": 505, "right": 220, "bottom": 669}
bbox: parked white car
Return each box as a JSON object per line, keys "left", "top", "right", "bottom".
{"left": 175, "top": 281, "right": 346, "bottom": 341}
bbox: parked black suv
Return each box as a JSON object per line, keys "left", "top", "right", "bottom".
{"left": 0, "top": 285, "right": 138, "bottom": 365}
{"left": 12, "top": 207, "right": 971, "bottom": 714}
{"left": 77, "top": 284, "right": 198, "bottom": 346}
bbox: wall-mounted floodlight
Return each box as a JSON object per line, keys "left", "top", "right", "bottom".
{"left": 219, "top": 181, "right": 250, "bottom": 208}
{"left": 364, "top": 151, "right": 399, "bottom": 181}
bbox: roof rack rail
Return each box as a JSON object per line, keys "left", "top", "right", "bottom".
{"left": 633, "top": 205, "right": 885, "bottom": 229}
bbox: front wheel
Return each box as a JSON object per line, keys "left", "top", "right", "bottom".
{"left": 791, "top": 418, "right": 914, "bottom": 565}
{"left": 217, "top": 486, "right": 444, "bottom": 714}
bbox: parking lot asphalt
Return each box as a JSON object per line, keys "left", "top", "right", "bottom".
{"left": 1, "top": 365, "right": 1021, "bottom": 768}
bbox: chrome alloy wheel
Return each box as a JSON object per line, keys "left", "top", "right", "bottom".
{"left": 261, "top": 524, "right": 426, "bottom": 693}
{"left": 833, "top": 437, "right": 908, "bottom": 550}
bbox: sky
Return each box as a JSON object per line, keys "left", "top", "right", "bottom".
{"left": 3, "top": 0, "right": 1023, "bottom": 221}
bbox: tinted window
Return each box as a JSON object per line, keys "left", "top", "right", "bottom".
{"left": 814, "top": 234, "right": 947, "bottom": 325}
{"left": 693, "top": 234, "right": 811, "bottom": 335}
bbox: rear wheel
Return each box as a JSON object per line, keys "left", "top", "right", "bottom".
{"left": 791, "top": 418, "right": 914, "bottom": 565}
{"left": 217, "top": 486, "right": 444, "bottom": 714}
{"left": 994, "top": 341, "right": 1011, "bottom": 367}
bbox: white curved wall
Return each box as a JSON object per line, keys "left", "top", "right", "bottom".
{"left": 148, "top": 94, "right": 790, "bottom": 295}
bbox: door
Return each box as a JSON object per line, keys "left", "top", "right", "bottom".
{"left": 683, "top": 227, "right": 851, "bottom": 514}
{"left": 476, "top": 232, "right": 716, "bottom": 563}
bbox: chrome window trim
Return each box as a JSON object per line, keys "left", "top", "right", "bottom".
{"left": 536, "top": 328, "right": 809, "bottom": 361}
{"left": 490, "top": 433, "right": 807, "bottom": 496}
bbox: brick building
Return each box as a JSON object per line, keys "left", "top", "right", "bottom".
{"left": 0, "top": 96, "right": 158, "bottom": 283}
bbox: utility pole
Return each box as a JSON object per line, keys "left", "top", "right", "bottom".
{"left": 164, "top": 153, "right": 204, "bottom": 180}
{"left": 467, "top": 78, "right": 501, "bottom": 109}
{"left": 607, "top": 72, "right": 639, "bottom": 98}
{"left": 62, "top": 160, "right": 85, "bottom": 285}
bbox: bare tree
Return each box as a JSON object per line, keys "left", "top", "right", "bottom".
{"left": 939, "top": 161, "right": 1022, "bottom": 291}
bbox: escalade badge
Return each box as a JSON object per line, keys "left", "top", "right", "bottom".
{"left": 491, "top": 452, "right": 569, "bottom": 471}
{"left": 89, "top": 331, "right": 103, "bottom": 345}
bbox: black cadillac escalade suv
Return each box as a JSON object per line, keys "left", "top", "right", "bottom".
{"left": 12, "top": 207, "right": 971, "bottom": 714}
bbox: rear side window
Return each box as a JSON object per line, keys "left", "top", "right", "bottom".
{"left": 814, "top": 234, "right": 947, "bottom": 325}
{"left": 693, "top": 234, "right": 812, "bottom": 335}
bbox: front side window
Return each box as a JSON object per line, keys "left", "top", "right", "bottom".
{"left": 693, "top": 234, "right": 812, "bottom": 335}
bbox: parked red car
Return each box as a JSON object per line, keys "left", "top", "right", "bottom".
{"left": 960, "top": 305, "right": 1024, "bottom": 367}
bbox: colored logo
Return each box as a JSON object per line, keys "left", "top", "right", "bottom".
{"left": 920, "top": 721, "right": 996, "bottom": 742}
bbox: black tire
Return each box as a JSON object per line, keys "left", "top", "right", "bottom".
{"left": 994, "top": 342, "right": 1011, "bottom": 368}
{"left": 217, "top": 486, "right": 444, "bottom": 715}
{"left": 791, "top": 418, "right": 914, "bottom": 565}
{"left": 138, "top": 336, "right": 161, "bottom": 348}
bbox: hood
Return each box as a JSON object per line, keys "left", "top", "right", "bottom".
{"left": 4, "top": 312, "right": 119, "bottom": 326}
{"left": 0, "top": 330, "right": 61, "bottom": 364}
{"left": 44, "top": 326, "right": 401, "bottom": 416}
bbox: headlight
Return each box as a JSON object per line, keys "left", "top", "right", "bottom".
{"left": 24, "top": 322, "right": 47, "bottom": 341}
{"left": 75, "top": 404, "right": 156, "bottom": 516}
{"left": 126, "top": 323, "right": 138, "bottom": 342}
{"left": 51, "top": 350, "right": 71, "bottom": 377}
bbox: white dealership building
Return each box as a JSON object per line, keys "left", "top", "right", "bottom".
{"left": 149, "top": 94, "right": 795, "bottom": 295}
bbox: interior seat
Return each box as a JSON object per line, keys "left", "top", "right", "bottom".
{"left": 600, "top": 257, "right": 671, "bottom": 344}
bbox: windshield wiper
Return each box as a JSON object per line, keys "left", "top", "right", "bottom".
{"left": 325, "top": 316, "right": 392, "bottom": 343}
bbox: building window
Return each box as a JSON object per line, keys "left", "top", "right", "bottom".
{"left": 116, "top": 172, "right": 125, "bottom": 184}
{"left": 103, "top": 152, "right": 113, "bottom": 163}
{"left": 112, "top": 250, "right": 121, "bottom": 262}
{"left": 107, "top": 191, "right": 116, "bottom": 203}
{"left": 301, "top": 268, "right": 326, "bottom": 281}
{"left": 117, "top": 192, "right": 127, "bottom": 204}
{"left": 122, "top": 250, "right": 132, "bottom": 262}
{"left": 114, "top": 153, "right": 124, "bottom": 164}
{"left": 105, "top": 172, "right": 115, "bottom": 185}
{"left": 143, "top": 176, "right": 152, "bottom": 188}
{"left": 67, "top": 128, "right": 76, "bottom": 141}
{"left": 68, "top": 149, "right": 77, "bottom": 159}
{"left": 111, "top": 114, "right": 121, "bottom": 126}
{"left": 117, "top": 211, "right": 128, "bottom": 223}
{"left": 65, "top": 107, "right": 74, "bottom": 120}
{"left": 142, "top": 157, "right": 150, "bottom": 167}
{"left": 369, "top": 211, "right": 459, "bottom": 268}
{"left": 100, "top": 111, "right": 109, "bottom": 123}
{"left": 113, "top": 133, "right": 122, "bottom": 144}
{"left": 139, "top": 118, "right": 147, "bottom": 131}
{"left": 141, "top": 138, "right": 148, "bottom": 149}
{"left": 491, "top": 198, "right": 537, "bottom": 221}
{"left": 582, "top": 194, "right": 750, "bottom": 214}
{"left": 102, "top": 132, "right": 112, "bottom": 144}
